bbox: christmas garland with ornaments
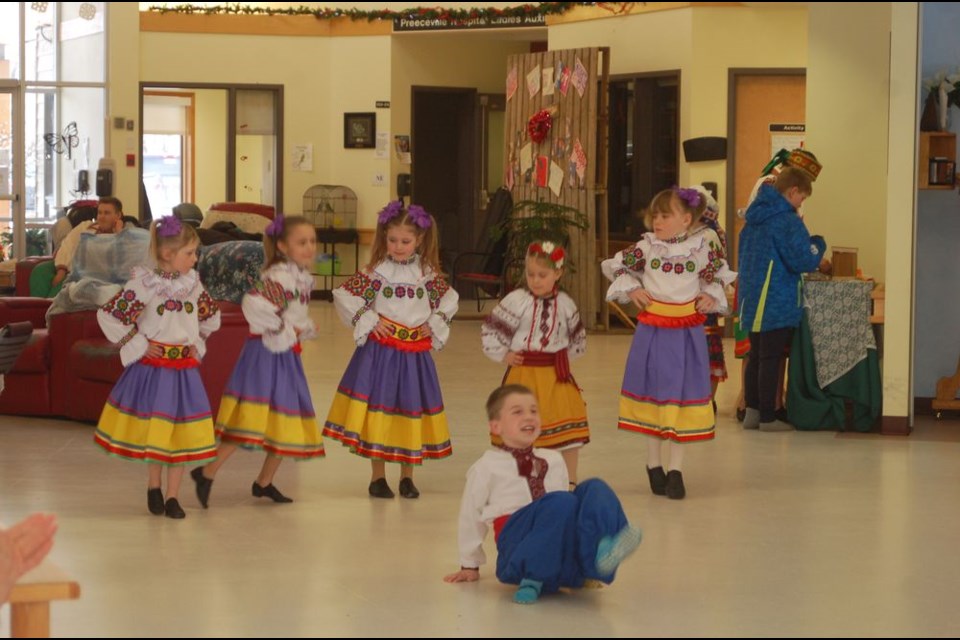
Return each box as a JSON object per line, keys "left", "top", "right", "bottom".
{"left": 147, "top": 2, "right": 613, "bottom": 21}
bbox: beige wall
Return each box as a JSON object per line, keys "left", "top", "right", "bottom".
{"left": 548, "top": 7, "right": 806, "bottom": 214}
{"left": 138, "top": 30, "right": 332, "bottom": 216}
{"left": 805, "top": 3, "right": 891, "bottom": 282}
{"left": 193, "top": 89, "right": 228, "bottom": 213}
{"left": 107, "top": 3, "right": 141, "bottom": 213}
{"left": 883, "top": 2, "right": 918, "bottom": 421}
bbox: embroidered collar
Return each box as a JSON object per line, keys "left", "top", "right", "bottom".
{"left": 387, "top": 254, "right": 419, "bottom": 266}
{"left": 527, "top": 286, "right": 559, "bottom": 301}
{"left": 497, "top": 444, "right": 549, "bottom": 500}
{"left": 660, "top": 232, "right": 689, "bottom": 244}
{"left": 153, "top": 268, "right": 182, "bottom": 280}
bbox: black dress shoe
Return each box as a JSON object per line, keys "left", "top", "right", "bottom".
{"left": 191, "top": 466, "right": 213, "bottom": 508}
{"left": 252, "top": 482, "right": 294, "bottom": 503}
{"left": 147, "top": 488, "right": 165, "bottom": 515}
{"left": 665, "top": 470, "right": 686, "bottom": 500}
{"left": 164, "top": 497, "right": 186, "bottom": 519}
{"left": 775, "top": 408, "right": 790, "bottom": 423}
{"left": 646, "top": 466, "right": 667, "bottom": 496}
{"left": 398, "top": 477, "right": 420, "bottom": 499}
{"left": 368, "top": 478, "right": 395, "bottom": 499}
{"left": 736, "top": 407, "right": 746, "bottom": 422}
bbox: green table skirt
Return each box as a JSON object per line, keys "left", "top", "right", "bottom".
{"left": 786, "top": 312, "right": 882, "bottom": 432}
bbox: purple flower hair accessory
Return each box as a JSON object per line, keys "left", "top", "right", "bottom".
{"left": 155, "top": 215, "right": 182, "bottom": 238}
{"left": 407, "top": 204, "right": 432, "bottom": 229}
{"left": 674, "top": 187, "right": 702, "bottom": 210}
{"left": 265, "top": 213, "right": 285, "bottom": 238}
{"left": 377, "top": 200, "right": 404, "bottom": 226}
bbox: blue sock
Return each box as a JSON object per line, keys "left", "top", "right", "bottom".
{"left": 513, "top": 578, "right": 543, "bottom": 604}
{"left": 595, "top": 525, "right": 643, "bottom": 576}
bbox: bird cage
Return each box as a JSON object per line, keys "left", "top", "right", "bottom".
{"left": 302, "top": 185, "right": 357, "bottom": 230}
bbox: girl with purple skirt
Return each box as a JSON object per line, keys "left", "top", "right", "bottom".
{"left": 96, "top": 216, "right": 221, "bottom": 519}
{"left": 191, "top": 215, "right": 325, "bottom": 509}
{"left": 601, "top": 188, "right": 736, "bottom": 500}
{"left": 324, "top": 201, "right": 458, "bottom": 499}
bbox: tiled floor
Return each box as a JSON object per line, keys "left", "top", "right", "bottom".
{"left": 1, "top": 303, "right": 958, "bottom": 637}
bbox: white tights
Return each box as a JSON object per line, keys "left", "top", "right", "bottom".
{"left": 646, "top": 439, "right": 685, "bottom": 472}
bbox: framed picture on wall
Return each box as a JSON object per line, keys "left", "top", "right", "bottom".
{"left": 344, "top": 112, "right": 376, "bottom": 149}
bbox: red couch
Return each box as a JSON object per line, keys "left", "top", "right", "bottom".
{"left": 0, "top": 261, "right": 250, "bottom": 423}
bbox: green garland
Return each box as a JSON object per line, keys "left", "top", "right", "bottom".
{"left": 147, "top": 3, "right": 605, "bottom": 22}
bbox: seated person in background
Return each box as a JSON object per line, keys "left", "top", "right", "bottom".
{"left": 444, "top": 384, "right": 642, "bottom": 605}
{"left": 30, "top": 196, "right": 128, "bottom": 298}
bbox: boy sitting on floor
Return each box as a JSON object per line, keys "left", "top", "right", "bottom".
{"left": 444, "top": 384, "right": 642, "bottom": 604}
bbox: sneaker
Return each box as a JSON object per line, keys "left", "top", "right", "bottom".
{"left": 665, "top": 470, "right": 686, "bottom": 500}
{"left": 398, "top": 477, "right": 420, "bottom": 499}
{"left": 252, "top": 482, "right": 294, "bottom": 503}
{"left": 759, "top": 419, "right": 794, "bottom": 432}
{"left": 513, "top": 578, "right": 543, "bottom": 605}
{"left": 368, "top": 478, "right": 395, "bottom": 499}
{"left": 191, "top": 466, "right": 213, "bottom": 508}
{"left": 646, "top": 466, "right": 667, "bottom": 496}
{"left": 595, "top": 525, "right": 643, "bottom": 575}
{"left": 742, "top": 408, "right": 760, "bottom": 430}
{"left": 164, "top": 497, "right": 186, "bottom": 519}
{"left": 147, "top": 488, "right": 164, "bottom": 516}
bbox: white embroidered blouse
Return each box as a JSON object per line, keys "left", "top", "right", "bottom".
{"left": 242, "top": 261, "right": 316, "bottom": 353}
{"left": 332, "top": 255, "right": 459, "bottom": 350}
{"left": 98, "top": 266, "right": 221, "bottom": 366}
{"left": 457, "top": 448, "right": 568, "bottom": 569}
{"left": 601, "top": 232, "right": 737, "bottom": 313}
{"left": 481, "top": 288, "right": 586, "bottom": 363}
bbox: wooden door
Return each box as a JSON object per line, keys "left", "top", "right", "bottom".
{"left": 729, "top": 73, "right": 805, "bottom": 268}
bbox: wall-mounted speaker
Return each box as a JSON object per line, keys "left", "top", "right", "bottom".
{"left": 682, "top": 137, "right": 727, "bottom": 162}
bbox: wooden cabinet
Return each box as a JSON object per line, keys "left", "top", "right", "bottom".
{"left": 918, "top": 131, "right": 957, "bottom": 190}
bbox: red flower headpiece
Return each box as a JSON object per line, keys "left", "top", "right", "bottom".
{"left": 527, "top": 241, "right": 565, "bottom": 269}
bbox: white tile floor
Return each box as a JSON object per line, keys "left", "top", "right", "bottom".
{"left": 2, "top": 303, "right": 959, "bottom": 637}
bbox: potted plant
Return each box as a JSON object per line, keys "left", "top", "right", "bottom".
{"left": 492, "top": 198, "right": 589, "bottom": 283}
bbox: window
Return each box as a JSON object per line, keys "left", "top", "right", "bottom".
{"left": 0, "top": 2, "right": 106, "bottom": 259}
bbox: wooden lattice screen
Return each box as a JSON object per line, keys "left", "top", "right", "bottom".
{"left": 504, "top": 47, "right": 610, "bottom": 329}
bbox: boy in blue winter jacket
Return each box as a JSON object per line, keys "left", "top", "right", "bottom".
{"left": 738, "top": 164, "right": 826, "bottom": 432}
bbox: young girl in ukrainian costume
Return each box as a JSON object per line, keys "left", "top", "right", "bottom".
{"left": 324, "top": 201, "right": 459, "bottom": 499}
{"left": 601, "top": 188, "right": 736, "bottom": 500}
{"left": 191, "top": 215, "right": 325, "bottom": 508}
{"left": 481, "top": 241, "right": 589, "bottom": 486}
{"left": 95, "top": 215, "right": 221, "bottom": 519}
{"left": 688, "top": 187, "right": 729, "bottom": 403}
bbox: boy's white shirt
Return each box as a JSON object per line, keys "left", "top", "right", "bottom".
{"left": 457, "top": 448, "right": 568, "bottom": 569}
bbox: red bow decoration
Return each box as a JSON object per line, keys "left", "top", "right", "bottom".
{"left": 527, "top": 109, "right": 553, "bottom": 144}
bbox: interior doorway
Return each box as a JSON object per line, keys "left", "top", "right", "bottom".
{"left": 139, "top": 83, "right": 283, "bottom": 218}
{"left": 411, "top": 86, "right": 478, "bottom": 264}
{"left": 726, "top": 70, "right": 806, "bottom": 268}
{"left": 607, "top": 72, "right": 680, "bottom": 242}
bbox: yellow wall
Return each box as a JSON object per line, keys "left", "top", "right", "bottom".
{"left": 193, "top": 89, "right": 228, "bottom": 213}
{"left": 548, "top": 6, "right": 806, "bottom": 212}
{"left": 138, "top": 30, "right": 332, "bottom": 216}
{"left": 883, "top": 2, "right": 919, "bottom": 421}
{"left": 805, "top": 3, "right": 891, "bottom": 282}
{"left": 107, "top": 3, "right": 141, "bottom": 214}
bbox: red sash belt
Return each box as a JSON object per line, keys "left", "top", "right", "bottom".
{"left": 518, "top": 350, "right": 573, "bottom": 383}
{"left": 637, "top": 299, "right": 706, "bottom": 328}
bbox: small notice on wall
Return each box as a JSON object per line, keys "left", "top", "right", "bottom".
{"left": 769, "top": 123, "right": 805, "bottom": 157}
{"left": 506, "top": 66, "right": 518, "bottom": 102}
{"left": 292, "top": 144, "right": 313, "bottom": 172}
